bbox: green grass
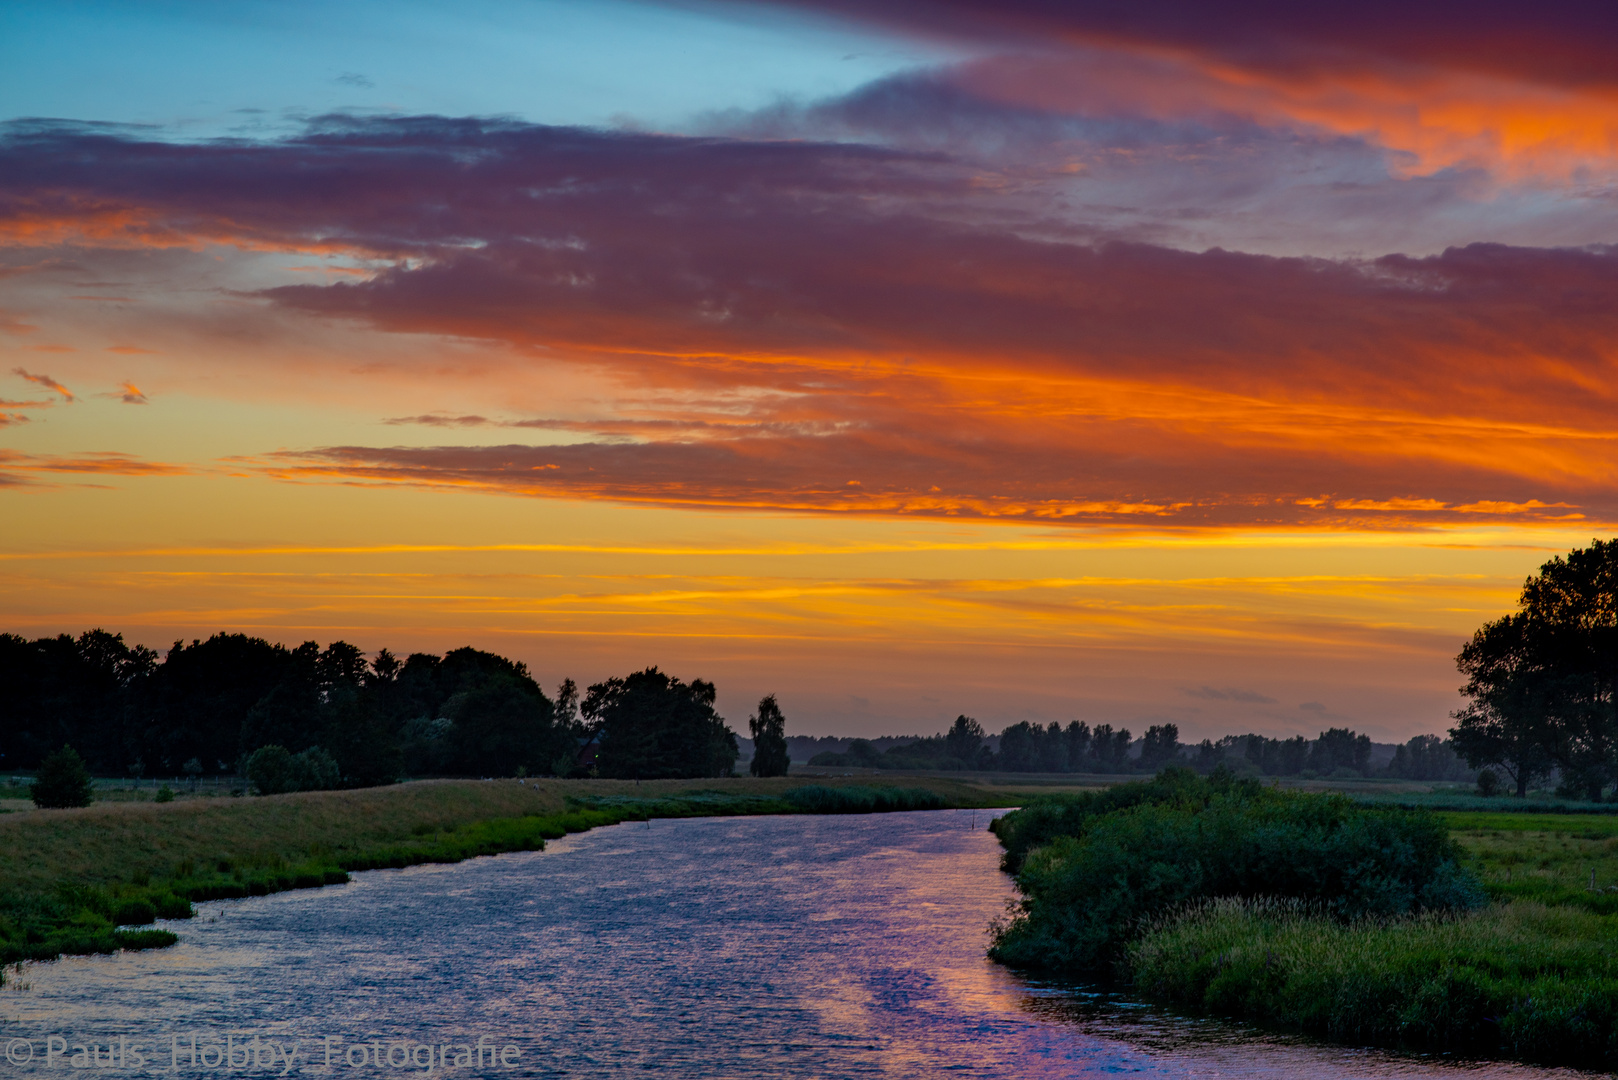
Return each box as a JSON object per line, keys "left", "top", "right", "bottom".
{"left": 1446, "top": 811, "right": 1618, "bottom": 914}
{"left": 1129, "top": 898, "right": 1618, "bottom": 1069}
{"left": 1355, "top": 790, "right": 1618, "bottom": 814}
{"left": 1109, "top": 804, "right": 1618, "bottom": 1069}
{"left": 0, "top": 773, "right": 1042, "bottom": 975}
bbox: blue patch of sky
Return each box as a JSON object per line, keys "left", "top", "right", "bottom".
{"left": 0, "top": 0, "right": 958, "bottom": 137}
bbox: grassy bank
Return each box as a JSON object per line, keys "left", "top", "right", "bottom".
{"left": 1129, "top": 898, "right": 1618, "bottom": 1068}
{"left": 0, "top": 774, "right": 1029, "bottom": 972}
{"left": 1103, "top": 803, "right": 1618, "bottom": 1068}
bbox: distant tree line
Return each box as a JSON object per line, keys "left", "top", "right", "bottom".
{"left": 1450, "top": 539, "right": 1618, "bottom": 800}
{"left": 809, "top": 714, "right": 1472, "bottom": 781}
{"left": 0, "top": 631, "right": 788, "bottom": 791}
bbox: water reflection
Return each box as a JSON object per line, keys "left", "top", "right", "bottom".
{"left": 0, "top": 810, "right": 1591, "bottom": 1079}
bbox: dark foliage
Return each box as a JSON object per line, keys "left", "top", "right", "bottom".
{"left": 0, "top": 631, "right": 594, "bottom": 785}
{"left": 748, "top": 694, "right": 790, "bottom": 777}
{"left": 1388, "top": 734, "right": 1474, "bottom": 782}
{"left": 1138, "top": 724, "right": 1182, "bottom": 771}
{"left": 584, "top": 667, "right": 739, "bottom": 779}
{"left": 1451, "top": 540, "right": 1618, "bottom": 799}
{"left": 30, "top": 745, "right": 95, "bottom": 808}
{"left": 244, "top": 744, "right": 340, "bottom": 795}
{"left": 989, "top": 767, "right": 1484, "bottom": 974}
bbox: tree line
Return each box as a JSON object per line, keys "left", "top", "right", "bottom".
{"left": 0, "top": 631, "right": 792, "bottom": 795}
{"left": 809, "top": 714, "right": 1471, "bottom": 781}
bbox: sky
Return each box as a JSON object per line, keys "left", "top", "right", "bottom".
{"left": 3, "top": 0, "right": 1618, "bottom": 740}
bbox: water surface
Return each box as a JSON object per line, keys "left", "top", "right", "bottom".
{"left": 0, "top": 810, "right": 1586, "bottom": 1078}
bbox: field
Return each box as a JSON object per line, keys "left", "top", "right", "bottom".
{"left": 1447, "top": 810, "right": 1618, "bottom": 912}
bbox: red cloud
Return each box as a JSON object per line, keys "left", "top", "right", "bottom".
{"left": 8, "top": 119, "right": 1618, "bottom": 529}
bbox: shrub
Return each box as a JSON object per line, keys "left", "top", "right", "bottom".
{"left": 245, "top": 744, "right": 341, "bottom": 795}
{"left": 1477, "top": 769, "right": 1501, "bottom": 796}
{"left": 989, "top": 768, "right": 1483, "bottom": 973}
{"left": 245, "top": 745, "right": 299, "bottom": 795}
{"left": 30, "top": 746, "right": 94, "bottom": 809}
{"left": 111, "top": 898, "right": 157, "bottom": 926}
{"left": 991, "top": 765, "right": 1242, "bottom": 873}
{"left": 154, "top": 785, "right": 175, "bottom": 803}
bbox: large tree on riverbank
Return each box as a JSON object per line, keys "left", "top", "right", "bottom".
{"left": 1451, "top": 539, "right": 1618, "bottom": 798}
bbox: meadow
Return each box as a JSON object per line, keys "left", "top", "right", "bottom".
{"left": 1111, "top": 801, "right": 1618, "bottom": 1069}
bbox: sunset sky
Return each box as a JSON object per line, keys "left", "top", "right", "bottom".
{"left": 4, "top": 0, "right": 1617, "bottom": 740}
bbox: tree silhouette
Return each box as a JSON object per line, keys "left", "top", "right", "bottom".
{"left": 1140, "top": 724, "right": 1182, "bottom": 771}
{"left": 1451, "top": 540, "right": 1618, "bottom": 798}
{"left": 748, "top": 694, "right": 790, "bottom": 777}
{"left": 584, "top": 667, "right": 738, "bottom": 779}
{"left": 945, "top": 715, "right": 985, "bottom": 767}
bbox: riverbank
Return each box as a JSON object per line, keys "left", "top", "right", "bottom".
{"left": 990, "top": 774, "right": 1618, "bottom": 1071}
{"left": 0, "top": 774, "right": 1055, "bottom": 971}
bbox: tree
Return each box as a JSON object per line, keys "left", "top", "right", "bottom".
{"left": 1388, "top": 735, "right": 1471, "bottom": 781}
{"left": 1449, "top": 542, "right": 1618, "bottom": 799}
{"left": 1309, "top": 728, "right": 1371, "bottom": 776}
{"left": 945, "top": 715, "right": 985, "bottom": 766}
{"left": 31, "top": 745, "right": 94, "bottom": 808}
{"left": 1140, "top": 724, "right": 1182, "bottom": 771}
{"left": 443, "top": 673, "right": 566, "bottom": 777}
{"left": 748, "top": 695, "right": 790, "bottom": 777}
{"left": 1089, "top": 724, "right": 1132, "bottom": 772}
{"left": 584, "top": 667, "right": 738, "bottom": 779}
{"left": 1063, "top": 721, "right": 1091, "bottom": 770}
{"left": 996, "top": 722, "right": 1040, "bottom": 771}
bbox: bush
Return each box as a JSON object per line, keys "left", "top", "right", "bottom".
{"left": 30, "top": 746, "right": 94, "bottom": 808}
{"left": 244, "top": 744, "right": 341, "bottom": 795}
{"left": 154, "top": 784, "right": 175, "bottom": 803}
{"left": 1477, "top": 769, "right": 1501, "bottom": 796}
{"left": 111, "top": 898, "right": 157, "bottom": 926}
{"left": 990, "top": 765, "right": 1235, "bottom": 873}
{"left": 989, "top": 768, "right": 1483, "bottom": 973}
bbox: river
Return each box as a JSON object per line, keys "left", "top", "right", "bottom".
{"left": 0, "top": 810, "right": 1586, "bottom": 1078}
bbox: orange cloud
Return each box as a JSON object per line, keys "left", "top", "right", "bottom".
{"left": 788, "top": 1, "right": 1618, "bottom": 181}
{"left": 949, "top": 47, "right": 1618, "bottom": 182}
{"left": 9, "top": 119, "right": 1618, "bottom": 532}
{"left": 11, "top": 367, "right": 74, "bottom": 401}
{"left": 0, "top": 449, "right": 189, "bottom": 484}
